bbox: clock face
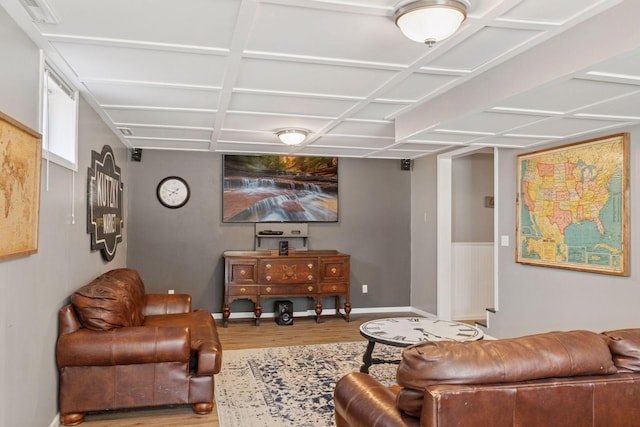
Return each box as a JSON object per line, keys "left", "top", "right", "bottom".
{"left": 157, "top": 176, "right": 190, "bottom": 209}
{"left": 360, "top": 317, "right": 483, "bottom": 346}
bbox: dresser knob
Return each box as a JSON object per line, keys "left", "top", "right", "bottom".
{"left": 308, "top": 263, "right": 313, "bottom": 269}
{"left": 331, "top": 285, "right": 337, "bottom": 291}
{"left": 308, "top": 275, "right": 313, "bottom": 280}
{"left": 265, "top": 264, "right": 271, "bottom": 269}
{"left": 266, "top": 287, "right": 272, "bottom": 293}
{"left": 240, "top": 287, "right": 246, "bottom": 293}
{"left": 331, "top": 267, "right": 337, "bottom": 274}
{"left": 240, "top": 269, "right": 246, "bottom": 276}
{"left": 308, "top": 286, "right": 313, "bottom": 292}
{"left": 266, "top": 275, "right": 272, "bottom": 281}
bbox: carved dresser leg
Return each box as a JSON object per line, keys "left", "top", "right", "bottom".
{"left": 222, "top": 305, "right": 231, "bottom": 328}
{"left": 254, "top": 304, "right": 262, "bottom": 326}
{"left": 344, "top": 302, "right": 352, "bottom": 322}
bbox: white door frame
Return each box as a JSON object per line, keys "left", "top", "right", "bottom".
{"left": 437, "top": 146, "right": 498, "bottom": 320}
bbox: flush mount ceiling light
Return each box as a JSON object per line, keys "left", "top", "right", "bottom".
{"left": 394, "top": 0, "right": 468, "bottom": 46}
{"left": 276, "top": 128, "right": 308, "bottom": 146}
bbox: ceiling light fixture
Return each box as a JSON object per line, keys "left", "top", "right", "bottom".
{"left": 394, "top": 0, "right": 468, "bottom": 46}
{"left": 276, "top": 128, "right": 308, "bottom": 146}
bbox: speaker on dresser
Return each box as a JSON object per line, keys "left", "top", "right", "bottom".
{"left": 275, "top": 300, "right": 293, "bottom": 325}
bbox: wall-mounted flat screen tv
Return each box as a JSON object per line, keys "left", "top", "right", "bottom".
{"left": 223, "top": 155, "right": 338, "bottom": 223}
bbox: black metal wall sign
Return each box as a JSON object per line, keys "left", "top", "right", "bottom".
{"left": 87, "top": 145, "right": 124, "bottom": 261}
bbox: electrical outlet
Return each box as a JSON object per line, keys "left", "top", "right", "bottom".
{"left": 362, "top": 284, "right": 368, "bottom": 294}
{"left": 168, "top": 289, "right": 174, "bottom": 294}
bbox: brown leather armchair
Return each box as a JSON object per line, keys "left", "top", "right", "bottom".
{"left": 56, "top": 268, "right": 222, "bottom": 425}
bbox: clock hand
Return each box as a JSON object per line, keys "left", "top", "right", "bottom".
{"left": 413, "top": 327, "right": 446, "bottom": 340}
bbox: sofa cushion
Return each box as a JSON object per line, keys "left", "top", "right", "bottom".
{"left": 397, "top": 330, "right": 616, "bottom": 391}
{"left": 71, "top": 269, "right": 146, "bottom": 331}
{"left": 603, "top": 328, "right": 640, "bottom": 372}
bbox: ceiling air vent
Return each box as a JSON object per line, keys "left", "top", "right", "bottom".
{"left": 119, "top": 128, "right": 134, "bottom": 137}
{"left": 18, "top": 0, "right": 58, "bottom": 24}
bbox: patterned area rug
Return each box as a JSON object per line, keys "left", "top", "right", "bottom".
{"left": 215, "top": 341, "right": 401, "bottom": 427}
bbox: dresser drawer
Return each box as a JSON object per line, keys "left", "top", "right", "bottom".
{"left": 261, "top": 284, "right": 317, "bottom": 295}
{"left": 227, "top": 259, "right": 258, "bottom": 284}
{"left": 227, "top": 284, "right": 260, "bottom": 296}
{"left": 320, "top": 257, "right": 350, "bottom": 282}
{"left": 320, "top": 283, "right": 349, "bottom": 294}
{"left": 260, "top": 259, "right": 317, "bottom": 284}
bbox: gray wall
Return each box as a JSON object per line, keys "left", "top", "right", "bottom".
{"left": 127, "top": 151, "right": 412, "bottom": 315}
{"left": 0, "top": 7, "right": 128, "bottom": 426}
{"left": 488, "top": 132, "right": 640, "bottom": 338}
{"left": 452, "top": 153, "right": 494, "bottom": 242}
{"left": 410, "top": 154, "right": 438, "bottom": 315}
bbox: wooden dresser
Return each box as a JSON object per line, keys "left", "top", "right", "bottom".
{"left": 222, "top": 250, "right": 351, "bottom": 326}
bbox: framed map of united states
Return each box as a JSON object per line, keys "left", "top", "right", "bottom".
{"left": 0, "top": 112, "right": 42, "bottom": 261}
{"left": 516, "top": 133, "right": 629, "bottom": 276}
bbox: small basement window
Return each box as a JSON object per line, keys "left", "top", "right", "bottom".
{"left": 41, "top": 60, "right": 78, "bottom": 170}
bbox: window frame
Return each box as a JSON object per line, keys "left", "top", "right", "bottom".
{"left": 40, "top": 53, "right": 79, "bottom": 171}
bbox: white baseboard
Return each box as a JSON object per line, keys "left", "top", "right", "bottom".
{"left": 49, "top": 413, "right": 60, "bottom": 427}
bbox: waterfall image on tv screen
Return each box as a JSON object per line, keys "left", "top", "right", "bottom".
{"left": 223, "top": 155, "right": 338, "bottom": 223}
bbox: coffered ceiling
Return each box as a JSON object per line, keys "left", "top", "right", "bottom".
{"left": 3, "top": 0, "right": 640, "bottom": 159}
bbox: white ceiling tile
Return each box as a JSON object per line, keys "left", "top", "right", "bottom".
{"left": 312, "top": 136, "right": 393, "bottom": 149}
{"left": 510, "top": 117, "right": 628, "bottom": 137}
{"left": 222, "top": 112, "right": 332, "bottom": 133}
{"left": 214, "top": 142, "right": 295, "bottom": 155}
{"left": 378, "top": 72, "right": 460, "bottom": 101}
{"left": 127, "top": 139, "right": 211, "bottom": 151}
{"left": 40, "top": 0, "right": 239, "bottom": 48}
{"left": 86, "top": 82, "right": 219, "bottom": 109}
{"left": 351, "top": 102, "right": 411, "bottom": 120}
{"left": 52, "top": 42, "right": 228, "bottom": 86}
{"left": 471, "top": 135, "right": 551, "bottom": 147}
{"left": 121, "top": 125, "right": 212, "bottom": 140}
{"left": 410, "top": 131, "right": 483, "bottom": 144}
{"left": 246, "top": 3, "right": 425, "bottom": 66}
{"left": 499, "top": 0, "right": 609, "bottom": 24}
{"left": 393, "top": 142, "right": 443, "bottom": 151}
{"left": 439, "top": 111, "right": 549, "bottom": 134}
{"left": 586, "top": 50, "right": 640, "bottom": 80}
{"left": 497, "top": 78, "right": 638, "bottom": 113}
{"left": 105, "top": 108, "right": 215, "bottom": 128}
{"left": 218, "top": 130, "right": 277, "bottom": 144}
{"left": 575, "top": 91, "right": 640, "bottom": 118}
{"left": 228, "top": 93, "right": 355, "bottom": 117}
{"left": 328, "top": 121, "right": 395, "bottom": 137}
{"left": 383, "top": 150, "right": 430, "bottom": 159}
{"left": 235, "top": 58, "right": 397, "bottom": 98}
{"left": 427, "top": 26, "right": 542, "bottom": 72}
{"left": 296, "top": 146, "right": 375, "bottom": 157}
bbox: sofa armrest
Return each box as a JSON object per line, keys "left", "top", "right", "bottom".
{"left": 143, "top": 293, "right": 192, "bottom": 315}
{"left": 56, "top": 326, "right": 190, "bottom": 368}
{"left": 196, "top": 340, "right": 223, "bottom": 376}
{"left": 334, "top": 372, "right": 418, "bottom": 427}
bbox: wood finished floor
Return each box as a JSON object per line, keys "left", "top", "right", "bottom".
{"left": 63, "top": 312, "right": 418, "bottom": 427}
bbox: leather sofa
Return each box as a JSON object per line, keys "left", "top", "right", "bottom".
{"left": 56, "top": 268, "right": 222, "bottom": 426}
{"left": 335, "top": 329, "right": 640, "bottom": 426}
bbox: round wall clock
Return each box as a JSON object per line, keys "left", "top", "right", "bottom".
{"left": 156, "top": 176, "right": 190, "bottom": 209}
